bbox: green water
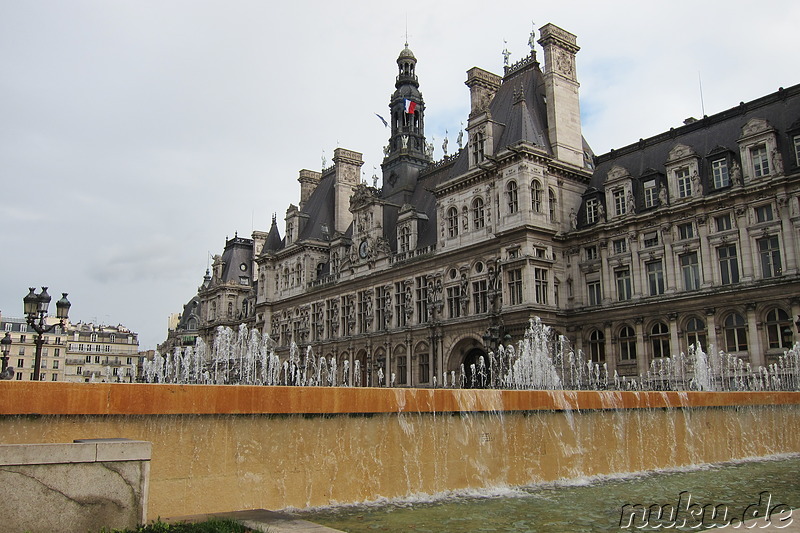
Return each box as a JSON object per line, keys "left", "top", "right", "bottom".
{"left": 296, "top": 455, "right": 800, "bottom": 532}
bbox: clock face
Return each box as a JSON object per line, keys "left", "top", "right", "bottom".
{"left": 359, "top": 240, "right": 368, "bottom": 259}
{"left": 239, "top": 263, "right": 247, "bottom": 272}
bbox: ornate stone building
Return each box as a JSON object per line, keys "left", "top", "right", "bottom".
{"left": 171, "top": 23, "right": 800, "bottom": 386}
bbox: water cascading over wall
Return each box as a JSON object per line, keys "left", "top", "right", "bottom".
{"left": 1, "top": 382, "right": 799, "bottom": 520}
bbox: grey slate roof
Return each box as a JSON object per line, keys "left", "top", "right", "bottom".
{"left": 581, "top": 83, "right": 800, "bottom": 226}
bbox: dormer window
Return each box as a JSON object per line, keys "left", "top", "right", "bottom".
{"left": 676, "top": 167, "right": 692, "bottom": 198}
{"left": 613, "top": 189, "right": 626, "bottom": 216}
{"left": 794, "top": 135, "right": 800, "bottom": 166}
{"left": 585, "top": 198, "right": 598, "bottom": 224}
{"left": 751, "top": 145, "right": 770, "bottom": 177}
{"left": 399, "top": 226, "right": 411, "bottom": 252}
{"left": 471, "top": 132, "right": 485, "bottom": 165}
{"left": 643, "top": 179, "right": 657, "bottom": 208}
{"left": 711, "top": 159, "right": 730, "bottom": 189}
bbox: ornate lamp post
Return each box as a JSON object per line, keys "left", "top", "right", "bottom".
{"left": 23, "top": 287, "right": 71, "bottom": 381}
{"left": 1, "top": 332, "right": 12, "bottom": 372}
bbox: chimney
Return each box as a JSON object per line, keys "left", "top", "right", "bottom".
{"left": 333, "top": 148, "right": 364, "bottom": 234}
{"left": 298, "top": 169, "right": 322, "bottom": 208}
{"left": 465, "top": 67, "right": 502, "bottom": 117}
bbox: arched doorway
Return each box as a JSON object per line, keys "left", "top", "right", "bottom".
{"left": 462, "top": 347, "right": 490, "bottom": 388}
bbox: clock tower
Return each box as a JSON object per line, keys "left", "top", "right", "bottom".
{"left": 381, "top": 43, "right": 430, "bottom": 205}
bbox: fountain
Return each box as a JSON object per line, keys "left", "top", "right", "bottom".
{"left": 142, "top": 317, "right": 800, "bottom": 393}
{"left": 1, "top": 317, "right": 799, "bottom": 522}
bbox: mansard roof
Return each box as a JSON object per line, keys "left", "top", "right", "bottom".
{"left": 588, "top": 83, "right": 800, "bottom": 191}
{"left": 491, "top": 57, "right": 551, "bottom": 153}
{"left": 219, "top": 235, "right": 254, "bottom": 283}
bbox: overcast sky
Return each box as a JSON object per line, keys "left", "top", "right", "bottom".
{"left": 0, "top": 0, "right": 795, "bottom": 350}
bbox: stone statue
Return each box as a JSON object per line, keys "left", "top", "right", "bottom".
{"left": 731, "top": 160, "right": 742, "bottom": 186}
{"left": 442, "top": 134, "right": 448, "bottom": 156}
{"left": 597, "top": 202, "right": 605, "bottom": 221}
{"left": 626, "top": 191, "right": 636, "bottom": 214}
{"left": 425, "top": 139, "right": 434, "bottom": 159}
{"left": 401, "top": 134, "right": 409, "bottom": 150}
{"left": 658, "top": 184, "right": 668, "bottom": 206}
{"left": 528, "top": 22, "right": 536, "bottom": 51}
{"left": 691, "top": 170, "right": 702, "bottom": 195}
{"left": 502, "top": 41, "right": 511, "bottom": 66}
{"left": 321, "top": 152, "right": 326, "bottom": 169}
{"left": 457, "top": 126, "right": 464, "bottom": 150}
{"left": 569, "top": 208, "right": 578, "bottom": 230}
{"left": 383, "top": 144, "right": 390, "bottom": 157}
{"left": 772, "top": 148, "right": 784, "bottom": 175}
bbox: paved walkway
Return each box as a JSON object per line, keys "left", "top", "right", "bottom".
{"left": 166, "top": 509, "right": 345, "bottom": 532}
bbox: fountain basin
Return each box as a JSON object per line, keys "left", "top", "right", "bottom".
{"left": 1, "top": 382, "right": 798, "bottom": 520}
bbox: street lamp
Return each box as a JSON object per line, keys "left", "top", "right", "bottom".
{"left": 1, "top": 332, "right": 12, "bottom": 373}
{"left": 23, "top": 287, "right": 71, "bottom": 381}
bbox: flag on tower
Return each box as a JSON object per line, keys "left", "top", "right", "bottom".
{"left": 404, "top": 99, "right": 417, "bottom": 114}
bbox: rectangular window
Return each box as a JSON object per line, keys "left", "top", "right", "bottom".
{"left": 375, "top": 288, "right": 388, "bottom": 331}
{"left": 643, "top": 180, "right": 657, "bottom": 208}
{"left": 680, "top": 252, "right": 701, "bottom": 290}
{"left": 587, "top": 280, "right": 602, "bottom": 306}
{"left": 752, "top": 145, "right": 770, "bottom": 177}
{"left": 19, "top": 334, "right": 26, "bottom": 343}
{"left": 508, "top": 269, "right": 523, "bottom": 306}
{"left": 418, "top": 353, "right": 429, "bottom": 383}
{"left": 94, "top": 355, "right": 100, "bottom": 363}
{"left": 586, "top": 198, "right": 598, "bottom": 224}
{"left": 794, "top": 135, "right": 800, "bottom": 166}
{"left": 715, "top": 213, "right": 732, "bottom": 231}
{"left": 325, "top": 299, "right": 335, "bottom": 339}
{"left": 615, "top": 269, "right": 632, "bottom": 301}
{"left": 17, "top": 358, "right": 24, "bottom": 368}
{"left": 357, "top": 291, "right": 369, "bottom": 334}
{"left": 52, "top": 360, "right": 59, "bottom": 369}
{"left": 612, "top": 238, "right": 627, "bottom": 255}
{"left": 678, "top": 223, "right": 694, "bottom": 240}
{"left": 446, "top": 286, "right": 461, "bottom": 319}
{"left": 758, "top": 236, "right": 782, "bottom": 278}
{"left": 397, "top": 355, "right": 407, "bottom": 385}
{"left": 4, "top": 323, "right": 11, "bottom": 332}
{"left": 18, "top": 347, "right": 25, "bottom": 356}
{"left": 755, "top": 204, "right": 774, "bottom": 223}
{"left": 613, "top": 190, "right": 626, "bottom": 216}
{"left": 643, "top": 232, "right": 659, "bottom": 248}
{"left": 394, "top": 282, "right": 406, "bottom": 328}
{"left": 415, "top": 277, "right": 429, "bottom": 324}
{"left": 712, "top": 159, "right": 730, "bottom": 189}
{"left": 54, "top": 348, "right": 60, "bottom": 357}
{"left": 646, "top": 261, "right": 665, "bottom": 296}
{"left": 676, "top": 168, "right": 692, "bottom": 198}
{"left": 51, "top": 374, "right": 58, "bottom": 381}
{"left": 533, "top": 268, "right": 548, "bottom": 305}
{"left": 584, "top": 246, "right": 598, "bottom": 261}
{"left": 472, "top": 280, "right": 488, "bottom": 314}
{"left": 718, "top": 245, "right": 740, "bottom": 285}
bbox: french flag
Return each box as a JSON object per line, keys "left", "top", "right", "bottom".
{"left": 404, "top": 99, "right": 417, "bottom": 114}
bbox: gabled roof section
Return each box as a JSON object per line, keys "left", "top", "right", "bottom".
{"left": 297, "top": 171, "right": 336, "bottom": 241}
{"left": 263, "top": 214, "right": 284, "bottom": 253}
{"left": 492, "top": 57, "right": 551, "bottom": 153}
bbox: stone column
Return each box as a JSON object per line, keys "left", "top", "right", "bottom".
{"left": 746, "top": 303, "right": 764, "bottom": 368}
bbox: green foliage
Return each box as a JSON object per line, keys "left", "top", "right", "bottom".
{"left": 103, "top": 518, "right": 253, "bottom": 533}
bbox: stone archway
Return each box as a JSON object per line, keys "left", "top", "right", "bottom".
{"left": 461, "top": 347, "right": 491, "bottom": 388}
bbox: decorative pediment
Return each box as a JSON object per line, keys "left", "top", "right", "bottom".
{"left": 349, "top": 183, "right": 380, "bottom": 211}
{"left": 606, "top": 165, "right": 631, "bottom": 184}
{"left": 739, "top": 118, "right": 774, "bottom": 140}
{"left": 666, "top": 144, "right": 698, "bottom": 164}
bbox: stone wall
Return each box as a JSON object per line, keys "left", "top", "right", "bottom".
{"left": 0, "top": 382, "right": 798, "bottom": 521}
{"left": 0, "top": 439, "right": 151, "bottom": 533}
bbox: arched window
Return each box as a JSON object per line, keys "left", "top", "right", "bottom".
{"left": 531, "top": 180, "right": 543, "bottom": 212}
{"left": 472, "top": 197, "right": 485, "bottom": 229}
{"left": 472, "top": 132, "right": 485, "bottom": 164}
{"left": 651, "top": 322, "right": 670, "bottom": 359}
{"left": 724, "top": 312, "right": 748, "bottom": 352}
{"left": 619, "top": 326, "right": 637, "bottom": 360}
{"left": 506, "top": 180, "right": 519, "bottom": 214}
{"left": 549, "top": 188, "right": 557, "bottom": 222}
{"left": 765, "top": 308, "right": 793, "bottom": 349}
{"left": 447, "top": 206, "right": 459, "bottom": 237}
{"left": 588, "top": 329, "right": 605, "bottom": 362}
{"left": 685, "top": 317, "right": 707, "bottom": 350}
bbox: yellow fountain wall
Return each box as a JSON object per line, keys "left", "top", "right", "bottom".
{"left": 1, "top": 382, "right": 799, "bottom": 519}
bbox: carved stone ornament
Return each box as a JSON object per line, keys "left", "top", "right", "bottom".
{"left": 555, "top": 49, "right": 574, "bottom": 77}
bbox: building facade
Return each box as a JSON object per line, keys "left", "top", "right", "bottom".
{"left": 170, "top": 23, "right": 800, "bottom": 387}
{"left": 63, "top": 322, "right": 141, "bottom": 382}
{"left": 0, "top": 314, "right": 67, "bottom": 381}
